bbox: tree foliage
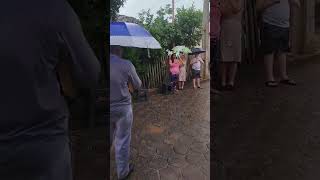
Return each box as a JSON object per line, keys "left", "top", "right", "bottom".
{"left": 119, "top": 4, "right": 203, "bottom": 76}
{"left": 139, "top": 4, "right": 203, "bottom": 51}
{"left": 110, "top": 0, "right": 127, "bottom": 21}
{"left": 175, "top": 6, "right": 203, "bottom": 48}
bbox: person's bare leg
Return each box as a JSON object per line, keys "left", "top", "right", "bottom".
{"left": 264, "top": 53, "right": 277, "bottom": 86}
{"left": 197, "top": 78, "right": 201, "bottom": 88}
{"left": 220, "top": 62, "right": 227, "bottom": 87}
{"left": 277, "top": 51, "right": 289, "bottom": 80}
{"left": 181, "top": 81, "right": 185, "bottom": 89}
{"left": 193, "top": 79, "right": 196, "bottom": 88}
{"left": 178, "top": 81, "right": 182, "bottom": 90}
{"left": 228, "top": 62, "right": 238, "bottom": 86}
{"left": 175, "top": 79, "right": 179, "bottom": 91}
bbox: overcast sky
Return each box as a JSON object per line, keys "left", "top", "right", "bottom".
{"left": 119, "top": 0, "right": 203, "bottom": 18}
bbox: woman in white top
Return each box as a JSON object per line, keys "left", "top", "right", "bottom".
{"left": 190, "top": 53, "right": 204, "bottom": 89}
{"left": 220, "top": 0, "right": 243, "bottom": 91}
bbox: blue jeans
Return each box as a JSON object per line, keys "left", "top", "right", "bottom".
{"left": 170, "top": 73, "right": 179, "bottom": 90}
{"left": 110, "top": 105, "right": 133, "bottom": 179}
{"left": 0, "top": 136, "right": 72, "bottom": 180}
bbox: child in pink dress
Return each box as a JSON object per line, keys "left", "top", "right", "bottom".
{"left": 169, "top": 54, "right": 181, "bottom": 92}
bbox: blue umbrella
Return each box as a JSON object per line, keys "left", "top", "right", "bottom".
{"left": 110, "top": 22, "right": 162, "bottom": 49}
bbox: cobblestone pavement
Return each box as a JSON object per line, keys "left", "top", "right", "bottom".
{"left": 110, "top": 81, "right": 210, "bottom": 180}
{"left": 213, "top": 57, "right": 320, "bottom": 180}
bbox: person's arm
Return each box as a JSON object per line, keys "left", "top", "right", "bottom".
{"left": 57, "top": 2, "right": 100, "bottom": 89}
{"left": 127, "top": 62, "right": 142, "bottom": 90}
{"left": 221, "top": 0, "right": 241, "bottom": 16}
{"left": 179, "top": 58, "right": 185, "bottom": 65}
{"left": 229, "top": 0, "right": 242, "bottom": 14}
{"left": 190, "top": 58, "right": 196, "bottom": 65}
{"left": 256, "top": 0, "right": 280, "bottom": 13}
{"left": 220, "top": 0, "right": 232, "bottom": 16}
{"left": 199, "top": 58, "right": 205, "bottom": 64}
{"left": 289, "top": 0, "right": 301, "bottom": 8}
{"left": 168, "top": 58, "right": 173, "bottom": 65}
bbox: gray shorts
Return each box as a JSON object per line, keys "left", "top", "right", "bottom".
{"left": 192, "top": 69, "right": 201, "bottom": 79}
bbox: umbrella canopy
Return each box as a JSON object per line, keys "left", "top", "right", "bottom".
{"left": 172, "top": 46, "right": 192, "bottom": 54}
{"left": 169, "top": 46, "right": 192, "bottom": 58}
{"left": 166, "top": 49, "right": 174, "bottom": 57}
{"left": 110, "top": 22, "right": 162, "bottom": 49}
{"left": 189, "top": 47, "right": 206, "bottom": 55}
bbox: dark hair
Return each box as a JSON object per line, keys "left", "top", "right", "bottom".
{"left": 171, "top": 54, "right": 175, "bottom": 63}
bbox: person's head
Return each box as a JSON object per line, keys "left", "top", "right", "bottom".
{"left": 180, "top": 53, "right": 185, "bottom": 59}
{"left": 110, "top": 45, "right": 123, "bottom": 57}
{"left": 171, "top": 54, "right": 176, "bottom": 63}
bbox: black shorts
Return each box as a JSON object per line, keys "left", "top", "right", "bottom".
{"left": 192, "top": 69, "right": 201, "bottom": 79}
{"left": 260, "top": 22, "right": 290, "bottom": 55}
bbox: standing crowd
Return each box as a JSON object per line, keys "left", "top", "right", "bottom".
{"left": 211, "top": 0, "right": 301, "bottom": 92}
{"left": 169, "top": 53, "right": 205, "bottom": 92}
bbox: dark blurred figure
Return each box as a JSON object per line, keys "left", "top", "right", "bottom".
{"left": 257, "top": 0, "right": 300, "bottom": 87}
{"left": 219, "top": 0, "right": 243, "bottom": 91}
{"left": 210, "top": 0, "right": 222, "bottom": 94}
{"left": 0, "top": 0, "right": 100, "bottom": 179}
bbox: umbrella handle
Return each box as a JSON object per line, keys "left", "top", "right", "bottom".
{"left": 147, "top": 49, "right": 151, "bottom": 58}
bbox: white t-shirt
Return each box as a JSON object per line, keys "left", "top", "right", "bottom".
{"left": 262, "top": 0, "right": 290, "bottom": 28}
{"left": 191, "top": 56, "right": 204, "bottom": 71}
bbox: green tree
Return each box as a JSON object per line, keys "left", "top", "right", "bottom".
{"left": 175, "top": 5, "right": 203, "bottom": 48}
{"left": 139, "top": 4, "right": 203, "bottom": 51}
{"left": 110, "top": 0, "right": 127, "bottom": 21}
{"left": 122, "top": 4, "right": 203, "bottom": 76}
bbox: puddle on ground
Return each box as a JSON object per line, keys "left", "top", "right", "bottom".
{"left": 147, "top": 125, "right": 165, "bottom": 134}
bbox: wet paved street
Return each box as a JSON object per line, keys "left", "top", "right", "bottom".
{"left": 213, "top": 57, "right": 320, "bottom": 180}
{"left": 110, "top": 81, "right": 210, "bottom": 180}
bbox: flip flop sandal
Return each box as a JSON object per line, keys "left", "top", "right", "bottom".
{"left": 265, "top": 81, "right": 278, "bottom": 87}
{"left": 280, "top": 79, "right": 296, "bottom": 86}
{"left": 217, "top": 85, "right": 227, "bottom": 91}
{"left": 226, "top": 85, "right": 235, "bottom": 91}
{"left": 211, "top": 89, "right": 221, "bottom": 95}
